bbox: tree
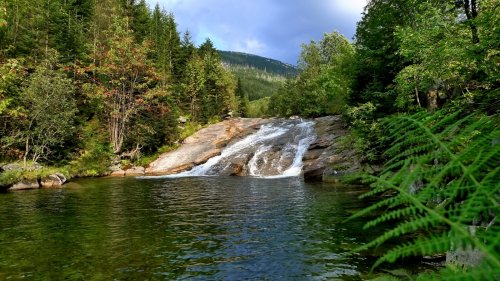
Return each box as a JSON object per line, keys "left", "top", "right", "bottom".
{"left": 182, "top": 53, "right": 205, "bottom": 121}
{"left": 270, "top": 31, "right": 355, "bottom": 117}
{"left": 198, "top": 39, "right": 237, "bottom": 121}
{"left": 350, "top": 0, "right": 419, "bottom": 114}
{"left": 19, "top": 55, "right": 77, "bottom": 166}
{"left": 461, "top": 0, "right": 479, "bottom": 44}
{"left": 394, "top": 0, "right": 499, "bottom": 112}
{"left": 158, "top": 12, "right": 181, "bottom": 81}
{"left": 130, "top": 0, "right": 150, "bottom": 43}
{"left": 149, "top": 4, "right": 163, "bottom": 62}
{"left": 178, "top": 30, "right": 196, "bottom": 78}
{"left": 92, "top": 17, "right": 158, "bottom": 153}
{"left": 236, "top": 78, "right": 250, "bottom": 117}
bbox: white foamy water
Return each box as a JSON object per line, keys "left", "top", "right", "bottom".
{"left": 142, "top": 120, "right": 316, "bottom": 179}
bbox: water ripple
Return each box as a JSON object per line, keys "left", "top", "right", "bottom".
{"left": 0, "top": 177, "right": 387, "bottom": 280}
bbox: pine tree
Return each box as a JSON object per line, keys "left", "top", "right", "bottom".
{"left": 177, "top": 30, "right": 195, "bottom": 78}
{"left": 130, "top": 0, "right": 150, "bottom": 43}
{"left": 159, "top": 12, "right": 181, "bottom": 81}
{"left": 236, "top": 78, "right": 249, "bottom": 117}
{"left": 149, "top": 4, "right": 163, "bottom": 62}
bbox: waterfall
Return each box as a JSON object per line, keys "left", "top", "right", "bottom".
{"left": 150, "top": 120, "right": 315, "bottom": 178}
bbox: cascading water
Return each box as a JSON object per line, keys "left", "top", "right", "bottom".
{"left": 172, "top": 119, "right": 316, "bottom": 178}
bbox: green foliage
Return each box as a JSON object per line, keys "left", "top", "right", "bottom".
{"left": 0, "top": 0, "right": 92, "bottom": 62}
{"left": 342, "top": 102, "right": 382, "bottom": 162}
{"left": 270, "top": 31, "right": 355, "bottom": 117}
{"left": 351, "top": 110, "right": 499, "bottom": 279}
{"left": 248, "top": 97, "right": 270, "bottom": 118}
{"left": 16, "top": 55, "right": 77, "bottom": 165}
{"left": 0, "top": 59, "right": 26, "bottom": 146}
{"left": 394, "top": 1, "right": 499, "bottom": 112}
{"left": 351, "top": 0, "right": 420, "bottom": 113}
{"left": 227, "top": 66, "right": 285, "bottom": 101}
{"left": 67, "top": 119, "right": 113, "bottom": 177}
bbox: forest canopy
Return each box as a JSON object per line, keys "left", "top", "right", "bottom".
{"left": 0, "top": 0, "right": 240, "bottom": 170}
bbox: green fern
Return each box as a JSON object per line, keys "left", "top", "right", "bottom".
{"left": 350, "top": 109, "right": 500, "bottom": 279}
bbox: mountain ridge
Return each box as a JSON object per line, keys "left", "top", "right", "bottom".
{"left": 218, "top": 50, "right": 298, "bottom": 77}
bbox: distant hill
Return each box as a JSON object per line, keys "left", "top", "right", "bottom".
{"left": 218, "top": 51, "right": 298, "bottom": 77}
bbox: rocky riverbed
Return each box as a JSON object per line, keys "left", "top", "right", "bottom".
{"left": 144, "top": 116, "right": 359, "bottom": 181}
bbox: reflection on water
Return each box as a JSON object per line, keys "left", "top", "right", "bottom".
{"left": 1, "top": 177, "right": 385, "bottom": 280}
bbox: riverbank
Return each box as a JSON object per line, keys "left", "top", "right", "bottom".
{"left": 1, "top": 116, "right": 361, "bottom": 191}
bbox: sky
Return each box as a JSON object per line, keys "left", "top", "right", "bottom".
{"left": 145, "top": 0, "right": 367, "bottom": 65}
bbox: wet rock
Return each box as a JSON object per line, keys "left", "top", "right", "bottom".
{"left": 9, "top": 180, "right": 41, "bottom": 191}
{"left": 41, "top": 173, "right": 67, "bottom": 188}
{"left": 193, "top": 149, "right": 221, "bottom": 165}
{"left": 303, "top": 149, "right": 324, "bottom": 161}
{"left": 110, "top": 169, "right": 126, "bottom": 177}
{"left": 146, "top": 118, "right": 270, "bottom": 176}
{"left": 228, "top": 163, "right": 244, "bottom": 176}
{"left": 303, "top": 115, "right": 360, "bottom": 182}
{"left": 124, "top": 166, "right": 145, "bottom": 176}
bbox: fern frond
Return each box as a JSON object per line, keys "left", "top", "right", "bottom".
{"left": 351, "top": 110, "right": 500, "bottom": 277}
{"left": 374, "top": 233, "right": 452, "bottom": 268}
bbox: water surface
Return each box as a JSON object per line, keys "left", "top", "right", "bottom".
{"left": 1, "top": 177, "right": 393, "bottom": 280}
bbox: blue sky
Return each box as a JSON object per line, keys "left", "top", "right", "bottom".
{"left": 145, "top": 0, "right": 367, "bottom": 65}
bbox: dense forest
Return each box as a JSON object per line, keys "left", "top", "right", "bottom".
{"left": 219, "top": 50, "right": 298, "bottom": 77}
{"left": 0, "top": 0, "right": 499, "bottom": 278}
{"left": 0, "top": 0, "right": 245, "bottom": 180}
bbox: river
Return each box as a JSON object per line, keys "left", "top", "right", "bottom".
{"left": 0, "top": 177, "right": 427, "bottom": 280}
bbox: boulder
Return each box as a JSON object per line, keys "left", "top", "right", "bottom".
{"left": 9, "top": 180, "right": 41, "bottom": 191}
{"left": 124, "top": 166, "right": 145, "bottom": 176}
{"left": 110, "top": 169, "right": 126, "bottom": 177}
{"left": 302, "top": 148, "right": 324, "bottom": 161}
{"left": 40, "top": 173, "right": 67, "bottom": 188}
{"left": 1, "top": 163, "right": 24, "bottom": 172}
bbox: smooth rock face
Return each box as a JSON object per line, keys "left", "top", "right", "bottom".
{"left": 302, "top": 116, "right": 360, "bottom": 182}
{"left": 146, "top": 118, "right": 270, "bottom": 175}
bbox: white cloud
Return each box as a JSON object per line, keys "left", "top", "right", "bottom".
{"left": 146, "top": 0, "right": 366, "bottom": 64}
{"left": 234, "top": 38, "right": 267, "bottom": 54}
{"left": 334, "top": 0, "right": 367, "bottom": 16}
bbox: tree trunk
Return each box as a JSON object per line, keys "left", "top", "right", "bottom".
{"left": 23, "top": 137, "right": 29, "bottom": 169}
{"left": 463, "top": 0, "right": 479, "bottom": 44}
